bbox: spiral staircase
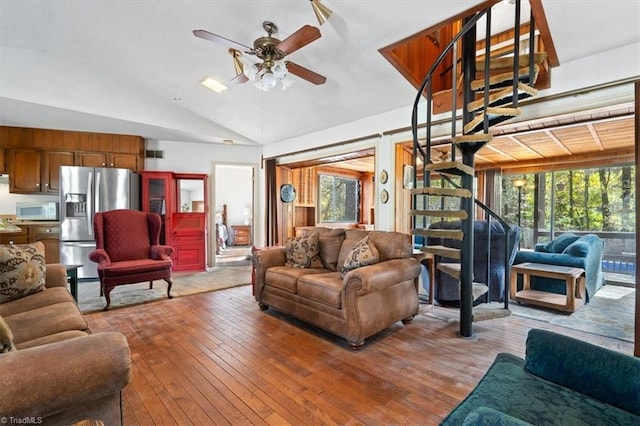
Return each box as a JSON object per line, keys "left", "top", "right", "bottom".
{"left": 410, "top": 0, "right": 547, "bottom": 337}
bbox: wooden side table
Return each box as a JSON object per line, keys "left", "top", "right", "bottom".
{"left": 231, "top": 225, "right": 251, "bottom": 246}
{"left": 412, "top": 251, "right": 435, "bottom": 305}
{"left": 510, "top": 262, "right": 586, "bottom": 312}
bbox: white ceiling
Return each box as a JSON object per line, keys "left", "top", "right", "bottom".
{"left": 1, "top": 1, "right": 639, "bottom": 147}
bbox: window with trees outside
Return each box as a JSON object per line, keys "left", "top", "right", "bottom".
{"left": 502, "top": 165, "right": 635, "bottom": 272}
{"left": 318, "top": 174, "right": 360, "bottom": 223}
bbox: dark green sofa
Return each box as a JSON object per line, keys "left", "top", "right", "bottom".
{"left": 513, "top": 233, "right": 605, "bottom": 302}
{"left": 440, "top": 329, "right": 640, "bottom": 425}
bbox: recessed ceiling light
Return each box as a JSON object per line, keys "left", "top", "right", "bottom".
{"left": 200, "top": 76, "right": 228, "bottom": 93}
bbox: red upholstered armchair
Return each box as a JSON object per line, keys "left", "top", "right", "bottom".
{"left": 89, "top": 209, "right": 173, "bottom": 310}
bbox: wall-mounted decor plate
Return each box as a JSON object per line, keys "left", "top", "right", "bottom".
{"left": 380, "top": 189, "right": 389, "bottom": 204}
{"left": 380, "top": 169, "right": 388, "bottom": 184}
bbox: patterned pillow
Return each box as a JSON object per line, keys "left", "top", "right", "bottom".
{"left": 0, "top": 314, "right": 16, "bottom": 353}
{"left": 285, "top": 232, "right": 324, "bottom": 269}
{"left": 341, "top": 236, "right": 379, "bottom": 277}
{"left": 0, "top": 241, "right": 47, "bottom": 303}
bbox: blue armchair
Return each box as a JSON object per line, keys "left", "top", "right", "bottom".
{"left": 513, "top": 233, "right": 605, "bottom": 302}
{"left": 427, "top": 220, "right": 520, "bottom": 303}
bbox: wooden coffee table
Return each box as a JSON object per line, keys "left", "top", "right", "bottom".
{"left": 510, "top": 262, "right": 586, "bottom": 312}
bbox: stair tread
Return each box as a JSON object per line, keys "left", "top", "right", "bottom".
{"left": 472, "top": 306, "right": 512, "bottom": 322}
{"left": 437, "top": 262, "right": 461, "bottom": 278}
{"left": 475, "top": 52, "right": 548, "bottom": 71}
{"left": 419, "top": 245, "right": 461, "bottom": 259}
{"left": 452, "top": 133, "right": 493, "bottom": 144}
{"left": 412, "top": 228, "right": 464, "bottom": 240}
{"left": 411, "top": 209, "right": 468, "bottom": 219}
{"left": 411, "top": 187, "right": 472, "bottom": 198}
{"left": 426, "top": 161, "right": 474, "bottom": 177}
{"left": 467, "top": 83, "right": 538, "bottom": 112}
{"left": 463, "top": 107, "right": 522, "bottom": 134}
{"left": 471, "top": 65, "right": 539, "bottom": 91}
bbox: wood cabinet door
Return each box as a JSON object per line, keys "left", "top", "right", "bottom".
{"left": 43, "top": 151, "right": 74, "bottom": 193}
{"left": 75, "top": 151, "right": 108, "bottom": 167}
{"left": 110, "top": 152, "right": 139, "bottom": 171}
{"left": 8, "top": 149, "right": 42, "bottom": 193}
{"left": 0, "top": 148, "right": 4, "bottom": 174}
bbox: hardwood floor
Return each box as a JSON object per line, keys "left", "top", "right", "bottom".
{"left": 85, "top": 285, "right": 634, "bottom": 425}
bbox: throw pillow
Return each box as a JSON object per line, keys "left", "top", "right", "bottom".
{"left": 542, "top": 233, "right": 580, "bottom": 253}
{"left": 285, "top": 232, "right": 324, "bottom": 269}
{"left": 0, "top": 314, "right": 16, "bottom": 353}
{"left": 341, "top": 236, "right": 379, "bottom": 277}
{"left": 0, "top": 241, "right": 47, "bottom": 304}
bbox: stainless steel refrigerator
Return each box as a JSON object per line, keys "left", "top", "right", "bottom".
{"left": 59, "top": 166, "right": 140, "bottom": 279}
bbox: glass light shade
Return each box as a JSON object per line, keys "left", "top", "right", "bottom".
{"left": 272, "top": 61, "right": 288, "bottom": 79}
{"left": 243, "top": 63, "right": 259, "bottom": 81}
{"left": 261, "top": 71, "right": 277, "bottom": 89}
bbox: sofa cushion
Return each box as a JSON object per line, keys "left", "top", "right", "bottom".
{"left": 285, "top": 232, "right": 324, "bottom": 269}
{"left": 308, "top": 228, "right": 346, "bottom": 271}
{"left": 265, "top": 266, "right": 329, "bottom": 294}
{"left": 16, "top": 330, "right": 90, "bottom": 350}
{"left": 341, "top": 236, "right": 379, "bottom": 277}
{"left": 542, "top": 233, "right": 580, "bottom": 253}
{"left": 298, "top": 272, "right": 343, "bottom": 309}
{"left": 564, "top": 239, "right": 589, "bottom": 257}
{"left": 4, "top": 302, "right": 89, "bottom": 345}
{"left": 0, "top": 314, "right": 16, "bottom": 353}
{"left": 0, "top": 287, "right": 74, "bottom": 317}
{"left": 0, "top": 242, "right": 47, "bottom": 303}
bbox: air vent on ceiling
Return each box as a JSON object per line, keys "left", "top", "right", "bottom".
{"left": 145, "top": 149, "right": 165, "bottom": 159}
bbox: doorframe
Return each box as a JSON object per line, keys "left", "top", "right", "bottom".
{"left": 210, "top": 161, "right": 259, "bottom": 268}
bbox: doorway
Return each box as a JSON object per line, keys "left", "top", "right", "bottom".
{"left": 212, "top": 164, "right": 255, "bottom": 267}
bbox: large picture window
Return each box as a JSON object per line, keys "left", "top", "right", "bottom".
{"left": 318, "top": 174, "right": 359, "bottom": 223}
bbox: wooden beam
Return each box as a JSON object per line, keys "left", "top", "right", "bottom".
{"left": 479, "top": 147, "right": 635, "bottom": 174}
{"left": 586, "top": 123, "right": 606, "bottom": 151}
{"left": 544, "top": 129, "right": 573, "bottom": 155}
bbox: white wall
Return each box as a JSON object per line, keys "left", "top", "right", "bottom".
{"left": 0, "top": 181, "right": 58, "bottom": 215}
{"left": 214, "top": 165, "right": 253, "bottom": 226}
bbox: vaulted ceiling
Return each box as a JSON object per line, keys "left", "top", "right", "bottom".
{"left": 1, "top": 1, "right": 638, "bottom": 150}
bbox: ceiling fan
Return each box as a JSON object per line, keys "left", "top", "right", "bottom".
{"left": 193, "top": 21, "right": 327, "bottom": 91}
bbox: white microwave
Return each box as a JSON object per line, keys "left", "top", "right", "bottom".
{"left": 16, "top": 202, "right": 59, "bottom": 221}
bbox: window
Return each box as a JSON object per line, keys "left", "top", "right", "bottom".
{"left": 318, "top": 174, "right": 359, "bottom": 223}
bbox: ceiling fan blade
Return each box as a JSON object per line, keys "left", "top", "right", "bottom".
{"left": 277, "top": 25, "right": 321, "bottom": 55}
{"left": 193, "top": 29, "right": 252, "bottom": 52}
{"left": 232, "top": 73, "right": 249, "bottom": 84}
{"left": 286, "top": 61, "right": 326, "bottom": 85}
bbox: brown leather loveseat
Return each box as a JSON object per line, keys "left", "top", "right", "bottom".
{"left": 253, "top": 227, "right": 421, "bottom": 349}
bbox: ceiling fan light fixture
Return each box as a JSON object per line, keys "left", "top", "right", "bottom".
{"left": 310, "top": 0, "right": 332, "bottom": 25}
{"left": 261, "top": 70, "right": 278, "bottom": 90}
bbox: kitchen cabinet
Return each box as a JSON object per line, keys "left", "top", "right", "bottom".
{"left": 0, "top": 227, "right": 29, "bottom": 245}
{"left": 43, "top": 151, "right": 74, "bottom": 193}
{"left": 7, "top": 149, "right": 74, "bottom": 194}
{"left": 1, "top": 127, "right": 144, "bottom": 188}
{"left": 75, "top": 151, "right": 140, "bottom": 171}
{"left": 29, "top": 224, "right": 60, "bottom": 264}
{"left": 0, "top": 224, "right": 60, "bottom": 263}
